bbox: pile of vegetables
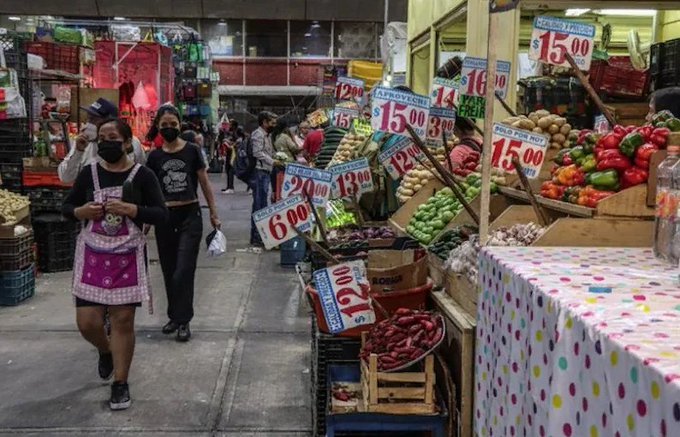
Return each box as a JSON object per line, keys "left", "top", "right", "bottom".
{"left": 395, "top": 147, "right": 448, "bottom": 204}
{"left": 451, "top": 150, "right": 481, "bottom": 178}
{"left": 328, "top": 226, "right": 396, "bottom": 244}
{"left": 360, "top": 308, "right": 444, "bottom": 371}
{"left": 327, "top": 133, "right": 369, "bottom": 167}
{"left": 406, "top": 187, "right": 466, "bottom": 245}
{"left": 332, "top": 383, "right": 360, "bottom": 403}
{"left": 315, "top": 127, "right": 348, "bottom": 168}
{"left": 326, "top": 199, "right": 358, "bottom": 229}
{"left": 428, "top": 226, "right": 476, "bottom": 260}
{"left": 503, "top": 109, "right": 576, "bottom": 150}
{"left": 540, "top": 119, "right": 670, "bottom": 207}
{"left": 0, "top": 189, "right": 29, "bottom": 224}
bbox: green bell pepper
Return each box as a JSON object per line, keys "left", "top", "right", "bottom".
{"left": 586, "top": 169, "right": 620, "bottom": 191}
{"left": 569, "top": 146, "right": 586, "bottom": 162}
{"left": 652, "top": 110, "right": 675, "bottom": 127}
{"left": 618, "top": 132, "right": 644, "bottom": 157}
{"left": 578, "top": 154, "right": 597, "bottom": 173}
{"left": 667, "top": 118, "right": 680, "bottom": 132}
{"left": 554, "top": 148, "right": 572, "bottom": 166}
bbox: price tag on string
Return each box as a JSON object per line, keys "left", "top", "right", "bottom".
{"left": 430, "top": 77, "right": 459, "bottom": 109}
{"left": 594, "top": 114, "right": 610, "bottom": 134}
{"left": 378, "top": 135, "right": 427, "bottom": 180}
{"left": 426, "top": 106, "right": 457, "bottom": 145}
{"left": 490, "top": 123, "right": 549, "bottom": 179}
{"left": 281, "top": 164, "right": 333, "bottom": 207}
{"left": 253, "top": 194, "right": 313, "bottom": 250}
{"left": 333, "top": 106, "right": 359, "bottom": 129}
{"left": 313, "top": 260, "right": 375, "bottom": 334}
{"left": 371, "top": 87, "right": 430, "bottom": 141}
{"left": 335, "top": 77, "right": 366, "bottom": 103}
{"left": 330, "top": 157, "right": 374, "bottom": 199}
{"left": 529, "top": 16, "right": 596, "bottom": 71}
{"left": 459, "top": 56, "right": 512, "bottom": 99}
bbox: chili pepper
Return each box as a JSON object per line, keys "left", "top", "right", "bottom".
{"left": 569, "top": 146, "right": 586, "bottom": 162}
{"left": 621, "top": 167, "right": 649, "bottom": 189}
{"left": 652, "top": 110, "right": 675, "bottom": 127}
{"left": 596, "top": 154, "right": 632, "bottom": 172}
{"left": 586, "top": 170, "right": 620, "bottom": 191}
{"left": 667, "top": 118, "right": 680, "bottom": 132}
{"left": 634, "top": 143, "right": 659, "bottom": 170}
{"left": 554, "top": 148, "right": 572, "bottom": 166}
{"left": 649, "top": 127, "right": 670, "bottom": 148}
{"left": 598, "top": 132, "right": 624, "bottom": 150}
{"left": 618, "top": 131, "right": 645, "bottom": 157}
{"left": 553, "top": 164, "right": 585, "bottom": 187}
{"left": 578, "top": 154, "right": 597, "bottom": 173}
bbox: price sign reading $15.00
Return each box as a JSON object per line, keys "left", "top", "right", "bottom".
{"left": 253, "top": 194, "right": 313, "bottom": 249}
{"left": 281, "top": 164, "right": 333, "bottom": 207}
{"left": 529, "top": 16, "right": 596, "bottom": 71}
{"left": 371, "top": 87, "right": 430, "bottom": 141}
{"left": 427, "top": 106, "right": 456, "bottom": 145}
{"left": 378, "top": 135, "right": 426, "bottom": 180}
{"left": 335, "top": 77, "right": 365, "bottom": 102}
{"left": 330, "top": 157, "right": 374, "bottom": 199}
{"left": 333, "top": 106, "right": 359, "bottom": 129}
{"left": 314, "top": 260, "right": 375, "bottom": 334}
{"left": 491, "top": 123, "right": 548, "bottom": 179}
{"left": 430, "top": 77, "right": 459, "bottom": 109}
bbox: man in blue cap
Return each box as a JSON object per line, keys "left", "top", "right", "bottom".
{"left": 58, "top": 98, "right": 146, "bottom": 183}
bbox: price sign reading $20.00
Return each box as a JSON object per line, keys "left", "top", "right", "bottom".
{"left": 427, "top": 106, "right": 456, "bottom": 145}
{"left": 378, "top": 135, "right": 426, "bottom": 180}
{"left": 281, "top": 164, "right": 333, "bottom": 207}
{"left": 335, "top": 77, "right": 365, "bottom": 102}
{"left": 253, "top": 194, "right": 313, "bottom": 250}
{"left": 371, "top": 87, "right": 430, "bottom": 141}
{"left": 491, "top": 123, "right": 549, "bottom": 179}
{"left": 333, "top": 106, "right": 359, "bottom": 129}
{"left": 330, "top": 158, "right": 374, "bottom": 199}
{"left": 529, "top": 16, "right": 596, "bottom": 71}
{"left": 314, "top": 260, "right": 375, "bottom": 334}
{"left": 430, "top": 77, "right": 459, "bottom": 109}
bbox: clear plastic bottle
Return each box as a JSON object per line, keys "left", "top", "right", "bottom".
{"left": 671, "top": 155, "right": 680, "bottom": 267}
{"left": 654, "top": 145, "right": 680, "bottom": 262}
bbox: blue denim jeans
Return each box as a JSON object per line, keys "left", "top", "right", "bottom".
{"left": 250, "top": 169, "right": 271, "bottom": 246}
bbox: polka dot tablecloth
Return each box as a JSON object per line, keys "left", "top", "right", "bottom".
{"left": 475, "top": 247, "right": 680, "bottom": 437}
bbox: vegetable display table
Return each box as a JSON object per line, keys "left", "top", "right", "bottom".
{"left": 475, "top": 247, "right": 680, "bottom": 437}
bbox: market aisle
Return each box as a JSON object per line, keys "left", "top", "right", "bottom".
{"left": 0, "top": 175, "right": 312, "bottom": 437}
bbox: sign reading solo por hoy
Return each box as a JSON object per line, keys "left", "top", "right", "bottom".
{"left": 335, "top": 77, "right": 365, "bottom": 103}
{"left": 378, "top": 135, "right": 426, "bottom": 180}
{"left": 252, "top": 194, "right": 313, "bottom": 250}
{"left": 330, "top": 158, "right": 374, "bottom": 199}
{"left": 459, "top": 56, "right": 512, "bottom": 99}
{"left": 313, "top": 260, "right": 375, "bottom": 334}
{"left": 333, "top": 106, "right": 359, "bottom": 130}
{"left": 427, "top": 106, "right": 457, "bottom": 145}
{"left": 490, "top": 123, "right": 549, "bottom": 179}
{"left": 371, "top": 87, "right": 430, "bottom": 141}
{"left": 529, "top": 16, "right": 596, "bottom": 71}
{"left": 281, "top": 164, "right": 333, "bottom": 207}
{"left": 431, "top": 77, "right": 459, "bottom": 109}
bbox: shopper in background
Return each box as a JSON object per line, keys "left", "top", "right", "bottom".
{"left": 302, "top": 124, "right": 325, "bottom": 163}
{"left": 145, "top": 105, "right": 221, "bottom": 342}
{"left": 273, "top": 119, "right": 302, "bottom": 163}
{"left": 58, "top": 98, "right": 146, "bottom": 183}
{"left": 218, "top": 125, "right": 236, "bottom": 194}
{"left": 448, "top": 116, "right": 482, "bottom": 168}
{"left": 647, "top": 87, "right": 680, "bottom": 121}
{"left": 295, "top": 120, "right": 311, "bottom": 149}
{"left": 62, "top": 118, "right": 167, "bottom": 411}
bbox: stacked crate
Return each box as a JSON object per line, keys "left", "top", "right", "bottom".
{"left": 32, "top": 213, "right": 79, "bottom": 273}
{"left": 0, "top": 228, "right": 35, "bottom": 306}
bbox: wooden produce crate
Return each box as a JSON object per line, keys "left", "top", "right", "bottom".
{"left": 431, "top": 291, "right": 476, "bottom": 437}
{"left": 389, "top": 179, "right": 446, "bottom": 235}
{"left": 428, "top": 252, "right": 446, "bottom": 288}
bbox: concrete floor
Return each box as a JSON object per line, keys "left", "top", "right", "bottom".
{"left": 0, "top": 176, "right": 312, "bottom": 437}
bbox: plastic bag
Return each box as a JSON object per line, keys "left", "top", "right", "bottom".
{"left": 205, "top": 229, "right": 226, "bottom": 257}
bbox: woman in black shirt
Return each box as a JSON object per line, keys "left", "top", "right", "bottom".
{"left": 146, "top": 105, "right": 221, "bottom": 342}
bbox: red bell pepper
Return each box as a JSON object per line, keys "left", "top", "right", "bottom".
{"left": 598, "top": 132, "right": 624, "bottom": 150}
{"left": 597, "top": 149, "right": 627, "bottom": 161}
{"left": 649, "top": 127, "right": 670, "bottom": 149}
{"left": 613, "top": 125, "right": 627, "bottom": 137}
{"left": 596, "top": 149, "right": 632, "bottom": 172}
{"left": 553, "top": 164, "right": 586, "bottom": 187}
{"left": 634, "top": 143, "right": 659, "bottom": 169}
{"left": 635, "top": 126, "right": 654, "bottom": 142}
{"left": 626, "top": 125, "right": 637, "bottom": 133}
{"left": 577, "top": 186, "right": 616, "bottom": 208}
{"left": 621, "top": 167, "right": 649, "bottom": 189}
{"left": 540, "top": 181, "right": 566, "bottom": 200}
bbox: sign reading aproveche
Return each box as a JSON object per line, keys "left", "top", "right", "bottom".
{"left": 371, "top": 87, "right": 430, "bottom": 141}
{"left": 330, "top": 158, "right": 374, "bottom": 199}
{"left": 378, "top": 135, "right": 426, "bottom": 180}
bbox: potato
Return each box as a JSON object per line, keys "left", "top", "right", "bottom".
{"left": 519, "top": 119, "right": 536, "bottom": 130}
{"left": 529, "top": 114, "right": 540, "bottom": 125}
{"left": 534, "top": 109, "right": 550, "bottom": 117}
{"left": 552, "top": 133, "right": 566, "bottom": 144}
{"left": 548, "top": 124, "right": 560, "bottom": 135}
{"left": 402, "top": 188, "right": 414, "bottom": 196}
{"left": 550, "top": 142, "right": 562, "bottom": 149}
{"left": 504, "top": 116, "right": 520, "bottom": 125}
{"left": 512, "top": 120, "right": 523, "bottom": 129}
{"left": 532, "top": 127, "right": 544, "bottom": 134}
{"left": 402, "top": 182, "right": 414, "bottom": 190}
{"left": 537, "top": 116, "right": 552, "bottom": 129}
{"left": 554, "top": 117, "right": 567, "bottom": 127}
{"left": 560, "top": 124, "right": 572, "bottom": 135}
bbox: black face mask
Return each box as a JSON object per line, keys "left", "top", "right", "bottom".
{"left": 98, "top": 140, "right": 125, "bottom": 163}
{"left": 160, "top": 127, "right": 180, "bottom": 143}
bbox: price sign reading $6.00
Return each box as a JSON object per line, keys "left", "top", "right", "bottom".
{"left": 490, "top": 123, "right": 548, "bottom": 179}
{"left": 371, "top": 87, "right": 430, "bottom": 141}
{"left": 281, "top": 164, "right": 333, "bottom": 207}
{"left": 529, "top": 16, "right": 596, "bottom": 71}
{"left": 252, "top": 194, "right": 313, "bottom": 250}
{"left": 330, "top": 157, "right": 374, "bottom": 199}
{"left": 378, "top": 135, "right": 427, "bottom": 180}
{"left": 313, "top": 260, "right": 375, "bottom": 334}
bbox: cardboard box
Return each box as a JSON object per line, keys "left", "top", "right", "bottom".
{"left": 647, "top": 150, "right": 667, "bottom": 207}
{"left": 367, "top": 248, "right": 428, "bottom": 292}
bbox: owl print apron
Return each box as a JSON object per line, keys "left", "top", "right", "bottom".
{"left": 72, "top": 164, "right": 152, "bottom": 312}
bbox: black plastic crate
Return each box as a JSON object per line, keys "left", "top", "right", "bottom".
{"left": 0, "top": 263, "right": 35, "bottom": 306}
{"left": 25, "top": 188, "right": 70, "bottom": 214}
{"left": 0, "top": 230, "right": 34, "bottom": 271}
{"left": 33, "top": 213, "right": 79, "bottom": 273}
{"left": 651, "top": 42, "right": 665, "bottom": 77}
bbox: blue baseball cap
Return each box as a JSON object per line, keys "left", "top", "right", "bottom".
{"left": 81, "top": 98, "right": 118, "bottom": 119}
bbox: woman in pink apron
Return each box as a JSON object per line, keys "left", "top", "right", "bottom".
{"left": 63, "top": 118, "right": 167, "bottom": 411}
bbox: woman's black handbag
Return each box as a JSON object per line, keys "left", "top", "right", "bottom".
{"left": 208, "top": 155, "right": 222, "bottom": 173}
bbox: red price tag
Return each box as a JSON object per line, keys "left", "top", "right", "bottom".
{"left": 430, "top": 77, "right": 458, "bottom": 109}
{"left": 491, "top": 123, "right": 549, "bottom": 179}
{"left": 459, "top": 57, "right": 512, "bottom": 99}
{"left": 529, "top": 16, "right": 596, "bottom": 71}
{"left": 378, "top": 136, "right": 426, "bottom": 180}
{"left": 426, "top": 106, "right": 457, "bottom": 145}
{"left": 252, "top": 194, "right": 313, "bottom": 249}
{"left": 371, "top": 87, "right": 430, "bottom": 141}
{"left": 335, "top": 77, "right": 365, "bottom": 102}
{"left": 333, "top": 106, "right": 359, "bottom": 129}
{"left": 594, "top": 114, "right": 610, "bottom": 134}
{"left": 330, "top": 158, "right": 374, "bottom": 199}
{"left": 313, "top": 261, "right": 375, "bottom": 334}
{"left": 281, "top": 164, "right": 333, "bottom": 207}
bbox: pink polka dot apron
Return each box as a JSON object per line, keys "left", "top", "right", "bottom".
{"left": 72, "top": 164, "right": 152, "bottom": 312}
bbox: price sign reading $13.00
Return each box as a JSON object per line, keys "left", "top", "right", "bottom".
{"left": 430, "top": 77, "right": 459, "bottom": 109}
{"left": 330, "top": 157, "right": 374, "bottom": 199}
{"left": 371, "top": 87, "right": 430, "bottom": 141}
{"left": 426, "top": 106, "right": 456, "bottom": 145}
{"left": 252, "top": 194, "right": 313, "bottom": 250}
{"left": 529, "top": 16, "right": 596, "bottom": 71}
{"left": 491, "top": 123, "right": 549, "bottom": 179}
{"left": 459, "top": 56, "right": 512, "bottom": 99}
{"left": 281, "top": 164, "right": 333, "bottom": 207}
{"left": 378, "top": 135, "right": 426, "bottom": 180}
{"left": 335, "top": 76, "right": 365, "bottom": 102}
{"left": 314, "top": 260, "right": 375, "bottom": 334}
{"left": 333, "top": 106, "right": 359, "bottom": 129}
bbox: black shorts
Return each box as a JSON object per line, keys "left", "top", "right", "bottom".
{"left": 75, "top": 297, "right": 142, "bottom": 308}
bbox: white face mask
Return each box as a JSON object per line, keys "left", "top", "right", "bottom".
{"left": 82, "top": 123, "right": 97, "bottom": 141}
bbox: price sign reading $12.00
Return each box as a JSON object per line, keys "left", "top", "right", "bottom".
{"left": 253, "top": 194, "right": 313, "bottom": 250}
{"left": 529, "top": 16, "right": 596, "bottom": 71}
{"left": 335, "top": 77, "right": 365, "bottom": 102}
{"left": 281, "top": 164, "right": 333, "bottom": 207}
{"left": 371, "top": 87, "right": 430, "bottom": 141}
{"left": 490, "top": 123, "right": 549, "bottom": 179}
{"left": 378, "top": 135, "right": 427, "bottom": 180}
{"left": 330, "top": 157, "right": 374, "bottom": 199}
{"left": 314, "top": 260, "right": 375, "bottom": 334}
{"left": 430, "top": 77, "right": 459, "bottom": 109}
{"left": 426, "top": 106, "right": 456, "bottom": 145}
{"left": 333, "top": 106, "right": 359, "bottom": 129}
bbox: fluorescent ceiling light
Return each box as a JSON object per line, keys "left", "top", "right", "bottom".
{"left": 304, "top": 32, "right": 312, "bottom": 37}
{"left": 595, "top": 9, "right": 656, "bottom": 17}
{"left": 113, "top": 16, "right": 127, "bottom": 21}
{"left": 311, "top": 21, "right": 321, "bottom": 29}
{"left": 218, "top": 20, "right": 227, "bottom": 26}
{"left": 8, "top": 16, "right": 21, "bottom": 22}
{"left": 566, "top": 9, "right": 590, "bottom": 17}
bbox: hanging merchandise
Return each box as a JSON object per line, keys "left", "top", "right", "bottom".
{"left": 131, "top": 81, "right": 151, "bottom": 110}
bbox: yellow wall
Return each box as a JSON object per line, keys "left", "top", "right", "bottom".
{"left": 410, "top": 44, "right": 432, "bottom": 95}
{"left": 407, "top": 0, "right": 466, "bottom": 40}
{"left": 660, "top": 11, "right": 680, "bottom": 41}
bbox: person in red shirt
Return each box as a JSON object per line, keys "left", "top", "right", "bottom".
{"left": 449, "top": 116, "right": 482, "bottom": 169}
{"left": 303, "top": 127, "right": 325, "bottom": 163}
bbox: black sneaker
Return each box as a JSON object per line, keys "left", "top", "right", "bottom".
{"left": 110, "top": 381, "right": 131, "bottom": 410}
{"left": 162, "top": 321, "right": 179, "bottom": 334}
{"left": 176, "top": 324, "right": 191, "bottom": 342}
{"left": 98, "top": 352, "right": 113, "bottom": 381}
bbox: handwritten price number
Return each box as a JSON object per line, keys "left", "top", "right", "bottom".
{"left": 335, "top": 169, "right": 372, "bottom": 198}
{"left": 432, "top": 86, "right": 456, "bottom": 109}
{"left": 267, "top": 203, "right": 310, "bottom": 241}
{"left": 378, "top": 101, "right": 427, "bottom": 135}
{"left": 335, "top": 111, "right": 352, "bottom": 129}
{"left": 428, "top": 115, "right": 455, "bottom": 140}
{"left": 331, "top": 264, "right": 371, "bottom": 321}
{"left": 285, "top": 175, "right": 330, "bottom": 199}
{"left": 336, "top": 82, "right": 364, "bottom": 101}
{"left": 491, "top": 138, "right": 544, "bottom": 172}
{"left": 389, "top": 143, "right": 420, "bottom": 176}
{"left": 463, "top": 69, "right": 507, "bottom": 97}
{"left": 535, "top": 31, "right": 590, "bottom": 65}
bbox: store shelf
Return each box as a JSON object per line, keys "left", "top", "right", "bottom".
{"left": 29, "top": 69, "right": 83, "bottom": 82}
